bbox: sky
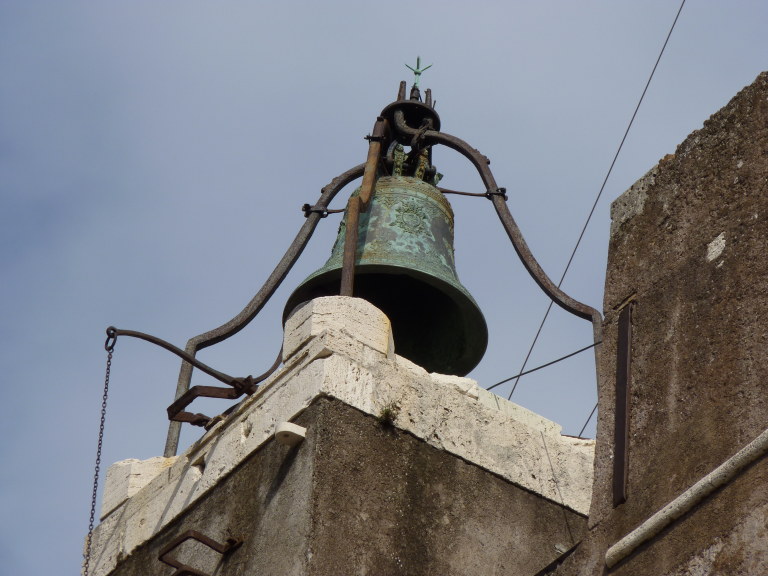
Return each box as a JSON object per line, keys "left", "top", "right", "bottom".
{"left": 1, "top": 1, "right": 767, "bottom": 574}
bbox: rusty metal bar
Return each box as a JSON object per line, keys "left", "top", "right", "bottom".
{"left": 397, "top": 80, "right": 406, "bottom": 101}
{"left": 103, "top": 326, "right": 274, "bottom": 428}
{"left": 390, "top": 110, "right": 603, "bottom": 372}
{"left": 437, "top": 186, "right": 485, "bottom": 197}
{"left": 360, "top": 118, "right": 387, "bottom": 208}
{"left": 166, "top": 346, "right": 282, "bottom": 428}
{"left": 158, "top": 529, "right": 242, "bottom": 576}
{"left": 165, "top": 163, "right": 366, "bottom": 457}
{"left": 392, "top": 111, "right": 600, "bottom": 321}
{"left": 390, "top": 108, "right": 603, "bottom": 390}
{"left": 340, "top": 195, "right": 361, "bottom": 296}
{"left": 339, "top": 117, "right": 388, "bottom": 297}
{"left": 106, "top": 327, "right": 242, "bottom": 387}
{"left": 166, "top": 386, "right": 240, "bottom": 428}
{"left": 614, "top": 302, "right": 633, "bottom": 506}
{"left": 170, "top": 410, "right": 213, "bottom": 428}
{"left": 438, "top": 186, "right": 489, "bottom": 198}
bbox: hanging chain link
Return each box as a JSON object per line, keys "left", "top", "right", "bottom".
{"left": 83, "top": 331, "right": 116, "bottom": 576}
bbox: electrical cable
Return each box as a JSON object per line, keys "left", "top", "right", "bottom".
{"left": 577, "top": 402, "right": 598, "bottom": 438}
{"left": 503, "top": 0, "right": 687, "bottom": 404}
{"left": 487, "top": 341, "right": 600, "bottom": 392}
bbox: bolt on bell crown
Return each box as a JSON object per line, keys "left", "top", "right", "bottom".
{"left": 284, "top": 84, "right": 487, "bottom": 376}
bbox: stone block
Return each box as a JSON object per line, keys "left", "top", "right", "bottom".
{"left": 101, "top": 457, "right": 177, "bottom": 519}
{"left": 430, "top": 372, "right": 480, "bottom": 399}
{"left": 282, "top": 296, "right": 394, "bottom": 362}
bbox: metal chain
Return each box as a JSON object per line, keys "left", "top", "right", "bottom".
{"left": 83, "top": 332, "right": 116, "bottom": 576}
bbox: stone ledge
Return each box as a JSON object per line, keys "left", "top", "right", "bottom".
{"left": 283, "top": 295, "right": 394, "bottom": 362}
{"left": 89, "top": 296, "right": 594, "bottom": 576}
{"left": 101, "top": 457, "right": 177, "bottom": 520}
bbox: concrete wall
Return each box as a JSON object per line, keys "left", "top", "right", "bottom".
{"left": 551, "top": 71, "right": 768, "bottom": 575}
{"left": 107, "top": 397, "right": 587, "bottom": 576}
{"left": 88, "top": 296, "right": 594, "bottom": 576}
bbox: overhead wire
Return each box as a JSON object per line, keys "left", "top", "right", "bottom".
{"left": 499, "top": 0, "right": 687, "bottom": 421}
{"left": 578, "top": 403, "right": 598, "bottom": 438}
{"left": 487, "top": 341, "right": 600, "bottom": 392}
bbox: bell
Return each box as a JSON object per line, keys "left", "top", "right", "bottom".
{"left": 284, "top": 174, "right": 488, "bottom": 376}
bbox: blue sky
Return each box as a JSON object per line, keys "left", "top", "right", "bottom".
{"left": 1, "top": 2, "right": 767, "bottom": 573}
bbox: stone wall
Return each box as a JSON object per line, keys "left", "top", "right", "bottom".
{"left": 552, "top": 71, "right": 768, "bottom": 575}
{"left": 106, "top": 397, "right": 588, "bottom": 576}
{"left": 88, "top": 297, "right": 595, "bottom": 576}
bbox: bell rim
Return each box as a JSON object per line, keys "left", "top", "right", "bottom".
{"left": 283, "top": 263, "right": 488, "bottom": 376}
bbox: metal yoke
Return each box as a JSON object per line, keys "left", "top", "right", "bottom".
{"left": 105, "top": 79, "right": 603, "bottom": 457}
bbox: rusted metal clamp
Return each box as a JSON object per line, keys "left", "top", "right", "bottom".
{"left": 301, "top": 204, "right": 344, "bottom": 218}
{"left": 302, "top": 203, "right": 329, "bottom": 218}
{"left": 485, "top": 187, "right": 508, "bottom": 201}
{"left": 158, "top": 530, "right": 242, "bottom": 576}
{"left": 410, "top": 120, "right": 434, "bottom": 150}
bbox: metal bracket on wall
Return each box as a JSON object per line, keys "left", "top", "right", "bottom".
{"left": 613, "top": 301, "right": 634, "bottom": 506}
{"left": 103, "top": 327, "right": 275, "bottom": 428}
{"left": 158, "top": 530, "right": 242, "bottom": 576}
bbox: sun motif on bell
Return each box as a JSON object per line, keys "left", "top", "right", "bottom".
{"left": 393, "top": 200, "right": 428, "bottom": 234}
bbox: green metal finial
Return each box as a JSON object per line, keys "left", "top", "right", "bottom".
{"left": 405, "top": 56, "right": 432, "bottom": 88}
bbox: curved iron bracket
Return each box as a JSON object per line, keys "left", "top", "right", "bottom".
{"left": 160, "top": 91, "right": 604, "bottom": 455}
{"left": 164, "top": 163, "right": 366, "bottom": 456}
{"left": 104, "top": 327, "right": 276, "bottom": 428}
{"left": 158, "top": 530, "right": 242, "bottom": 576}
{"left": 390, "top": 107, "right": 603, "bottom": 377}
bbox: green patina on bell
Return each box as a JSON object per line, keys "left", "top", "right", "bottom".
{"left": 284, "top": 152, "right": 488, "bottom": 376}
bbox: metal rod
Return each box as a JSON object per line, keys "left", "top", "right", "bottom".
{"left": 159, "top": 529, "right": 242, "bottom": 576}
{"left": 339, "top": 117, "right": 387, "bottom": 297}
{"left": 359, "top": 117, "right": 387, "bottom": 209}
{"left": 164, "top": 163, "right": 366, "bottom": 457}
{"left": 108, "top": 327, "right": 238, "bottom": 386}
{"left": 614, "top": 303, "right": 633, "bottom": 506}
{"left": 166, "top": 346, "right": 281, "bottom": 428}
{"left": 437, "top": 186, "right": 487, "bottom": 198}
{"left": 391, "top": 108, "right": 603, "bottom": 373}
{"left": 340, "top": 195, "right": 360, "bottom": 296}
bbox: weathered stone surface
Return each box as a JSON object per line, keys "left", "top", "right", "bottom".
{"left": 307, "top": 399, "right": 586, "bottom": 576}
{"left": 283, "top": 295, "right": 394, "bottom": 362}
{"left": 88, "top": 296, "right": 594, "bottom": 576}
{"left": 552, "top": 72, "right": 768, "bottom": 575}
{"left": 94, "top": 398, "right": 588, "bottom": 576}
{"left": 660, "top": 497, "right": 768, "bottom": 575}
{"left": 609, "top": 165, "right": 656, "bottom": 239}
{"left": 101, "top": 457, "right": 177, "bottom": 520}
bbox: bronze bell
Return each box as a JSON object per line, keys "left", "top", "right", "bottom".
{"left": 283, "top": 170, "right": 488, "bottom": 377}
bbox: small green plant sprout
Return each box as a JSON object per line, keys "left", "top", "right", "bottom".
{"left": 378, "top": 401, "right": 400, "bottom": 426}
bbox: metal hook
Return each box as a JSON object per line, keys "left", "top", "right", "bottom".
{"left": 105, "top": 326, "right": 117, "bottom": 352}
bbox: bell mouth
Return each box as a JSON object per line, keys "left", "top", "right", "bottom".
{"left": 283, "top": 265, "right": 488, "bottom": 377}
